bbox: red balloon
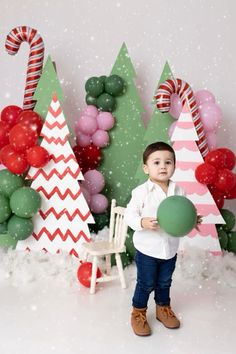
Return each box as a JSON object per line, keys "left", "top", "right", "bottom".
{"left": 0, "top": 144, "right": 15, "bottom": 166}
{"left": 208, "top": 185, "right": 225, "bottom": 209}
{"left": 195, "top": 163, "right": 217, "bottom": 185}
{"left": 73, "top": 144, "right": 102, "bottom": 173}
{"left": 205, "top": 150, "right": 225, "bottom": 170}
{"left": 27, "top": 146, "right": 50, "bottom": 167}
{"left": 9, "top": 123, "right": 38, "bottom": 152}
{"left": 17, "top": 110, "right": 43, "bottom": 135}
{"left": 1, "top": 105, "right": 22, "bottom": 127}
{"left": 217, "top": 148, "right": 235, "bottom": 170}
{"left": 77, "top": 262, "right": 102, "bottom": 288}
{"left": 0, "top": 121, "right": 10, "bottom": 149}
{"left": 214, "top": 169, "right": 235, "bottom": 192}
{"left": 224, "top": 181, "right": 236, "bottom": 199}
{"left": 4, "top": 151, "right": 28, "bottom": 174}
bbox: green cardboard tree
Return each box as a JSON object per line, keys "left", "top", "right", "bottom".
{"left": 33, "top": 55, "right": 64, "bottom": 120}
{"left": 99, "top": 43, "right": 145, "bottom": 207}
{"left": 134, "top": 61, "right": 175, "bottom": 184}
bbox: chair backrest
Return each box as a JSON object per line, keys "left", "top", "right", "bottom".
{"left": 108, "top": 199, "right": 128, "bottom": 248}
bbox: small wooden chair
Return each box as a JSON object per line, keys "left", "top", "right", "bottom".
{"left": 82, "top": 199, "right": 128, "bottom": 294}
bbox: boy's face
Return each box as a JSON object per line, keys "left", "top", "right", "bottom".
{"left": 143, "top": 150, "right": 175, "bottom": 184}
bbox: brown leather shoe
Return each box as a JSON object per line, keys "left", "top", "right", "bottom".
{"left": 131, "top": 307, "right": 151, "bottom": 336}
{"left": 156, "top": 305, "right": 180, "bottom": 329}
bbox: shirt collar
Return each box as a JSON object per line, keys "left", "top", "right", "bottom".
{"left": 147, "top": 178, "right": 176, "bottom": 195}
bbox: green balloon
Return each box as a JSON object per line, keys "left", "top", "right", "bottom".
{"left": 220, "top": 209, "right": 235, "bottom": 231}
{"left": 227, "top": 231, "right": 236, "bottom": 254}
{"left": 0, "top": 169, "right": 24, "bottom": 197}
{"left": 0, "top": 221, "right": 8, "bottom": 234}
{"left": 7, "top": 215, "right": 33, "bottom": 240}
{"left": 97, "top": 93, "right": 116, "bottom": 112}
{"left": 10, "top": 187, "right": 41, "bottom": 218}
{"left": 217, "top": 228, "right": 228, "bottom": 250}
{"left": 157, "top": 196, "right": 197, "bottom": 237}
{"left": 85, "top": 77, "right": 104, "bottom": 97}
{"left": 105, "top": 75, "right": 125, "bottom": 96}
{"left": 0, "top": 194, "right": 11, "bottom": 223}
{"left": 86, "top": 93, "right": 98, "bottom": 106}
{"left": 0, "top": 233, "right": 17, "bottom": 249}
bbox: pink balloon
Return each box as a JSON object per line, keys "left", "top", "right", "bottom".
{"left": 83, "top": 169, "right": 105, "bottom": 194}
{"left": 76, "top": 130, "right": 91, "bottom": 147}
{"left": 96, "top": 112, "right": 115, "bottom": 130}
{"left": 169, "top": 94, "right": 182, "bottom": 119}
{"left": 206, "top": 131, "right": 217, "bottom": 151}
{"left": 80, "top": 185, "right": 91, "bottom": 205}
{"left": 90, "top": 194, "right": 108, "bottom": 214}
{"left": 81, "top": 105, "right": 98, "bottom": 118}
{"left": 92, "top": 129, "right": 109, "bottom": 147}
{"left": 195, "top": 90, "right": 215, "bottom": 106}
{"left": 199, "top": 102, "right": 222, "bottom": 132}
{"left": 168, "top": 121, "right": 177, "bottom": 138}
{"left": 77, "top": 115, "right": 98, "bottom": 135}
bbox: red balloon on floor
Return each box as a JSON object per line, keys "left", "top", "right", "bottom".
{"left": 77, "top": 262, "right": 102, "bottom": 288}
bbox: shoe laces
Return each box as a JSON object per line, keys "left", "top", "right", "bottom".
{"left": 161, "top": 306, "right": 176, "bottom": 318}
{"left": 134, "top": 312, "right": 147, "bottom": 327}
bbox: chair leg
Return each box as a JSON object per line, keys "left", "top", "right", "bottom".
{"left": 90, "top": 256, "right": 98, "bottom": 294}
{"left": 105, "top": 255, "right": 111, "bottom": 275}
{"left": 115, "top": 253, "right": 126, "bottom": 289}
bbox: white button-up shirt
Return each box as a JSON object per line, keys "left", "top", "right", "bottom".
{"left": 124, "top": 179, "right": 186, "bottom": 259}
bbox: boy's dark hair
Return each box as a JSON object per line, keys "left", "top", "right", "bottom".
{"left": 143, "top": 141, "right": 176, "bottom": 164}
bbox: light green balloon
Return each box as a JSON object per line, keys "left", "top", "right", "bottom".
{"left": 7, "top": 215, "right": 33, "bottom": 240}
{"left": 157, "top": 196, "right": 197, "bottom": 237}
{"left": 0, "top": 233, "right": 17, "bottom": 249}
{"left": 10, "top": 187, "right": 41, "bottom": 218}
{"left": 0, "top": 169, "right": 24, "bottom": 197}
{"left": 0, "top": 194, "right": 11, "bottom": 223}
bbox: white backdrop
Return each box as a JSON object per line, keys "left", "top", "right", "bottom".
{"left": 0, "top": 0, "right": 235, "bottom": 213}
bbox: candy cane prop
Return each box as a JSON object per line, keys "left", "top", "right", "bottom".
{"left": 5, "top": 26, "right": 45, "bottom": 110}
{"left": 155, "top": 78, "right": 209, "bottom": 157}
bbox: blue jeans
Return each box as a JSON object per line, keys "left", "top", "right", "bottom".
{"left": 132, "top": 250, "right": 177, "bottom": 309}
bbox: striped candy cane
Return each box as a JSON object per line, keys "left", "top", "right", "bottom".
{"left": 5, "top": 26, "right": 45, "bottom": 110}
{"left": 155, "top": 78, "right": 209, "bottom": 157}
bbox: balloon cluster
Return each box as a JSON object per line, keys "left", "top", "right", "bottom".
{"left": 168, "top": 89, "right": 222, "bottom": 150}
{"left": 0, "top": 169, "right": 41, "bottom": 241}
{"left": 74, "top": 105, "right": 115, "bottom": 148}
{"left": 0, "top": 105, "right": 49, "bottom": 174}
{"left": 217, "top": 209, "right": 236, "bottom": 254}
{"left": 85, "top": 74, "right": 125, "bottom": 112}
{"left": 195, "top": 148, "right": 236, "bottom": 209}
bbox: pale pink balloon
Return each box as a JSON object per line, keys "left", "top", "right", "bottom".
{"left": 81, "top": 105, "right": 98, "bottom": 118}
{"left": 169, "top": 94, "right": 182, "bottom": 119}
{"left": 77, "top": 115, "right": 98, "bottom": 135}
{"left": 92, "top": 129, "right": 109, "bottom": 147}
{"left": 80, "top": 185, "right": 91, "bottom": 205}
{"left": 199, "top": 102, "right": 222, "bottom": 132}
{"left": 206, "top": 131, "right": 217, "bottom": 151}
{"left": 83, "top": 169, "right": 105, "bottom": 195}
{"left": 168, "top": 121, "right": 177, "bottom": 138}
{"left": 76, "top": 130, "right": 91, "bottom": 147}
{"left": 96, "top": 112, "right": 115, "bottom": 130}
{"left": 90, "top": 194, "right": 108, "bottom": 214}
{"left": 195, "top": 90, "right": 215, "bottom": 106}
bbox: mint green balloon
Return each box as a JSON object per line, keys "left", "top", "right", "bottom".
{"left": 0, "top": 233, "right": 17, "bottom": 249}
{"left": 7, "top": 215, "right": 33, "bottom": 240}
{"left": 0, "top": 221, "right": 8, "bottom": 234}
{"left": 157, "top": 196, "right": 197, "bottom": 237}
{"left": 10, "top": 187, "right": 41, "bottom": 218}
{"left": 221, "top": 209, "right": 235, "bottom": 231}
{"left": 0, "top": 169, "right": 24, "bottom": 197}
{"left": 227, "top": 231, "right": 236, "bottom": 254}
{"left": 0, "top": 194, "right": 11, "bottom": 223}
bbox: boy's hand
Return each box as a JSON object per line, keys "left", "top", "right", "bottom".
{"left": 141, "top": 217, "right": 160, "bottom": 231}
{"left": 195, "top": 215, "right": 203, "bottom": 231}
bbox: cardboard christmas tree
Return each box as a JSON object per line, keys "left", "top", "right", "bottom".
{"left": 99, "top": 43, "right": 145, "bottom": 206}
{"left": 171, "top": 104, "right": 225, "bottom": 254}
{"left": 33, "top": 55, "right": 63, "bottom": 120}
{"left": 134, "top": 61, "right": 175, "bottom": 185}
{"left": 17, "top": 93, "right": 94, "bottom": 257}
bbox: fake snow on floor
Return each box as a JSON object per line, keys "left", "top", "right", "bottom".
{"left": 0, "top": 240, "right": 236, "bottom": 354}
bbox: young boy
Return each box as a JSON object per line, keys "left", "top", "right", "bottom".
{"left": 124, "top": 141, "right": 200, "bottom": 336}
